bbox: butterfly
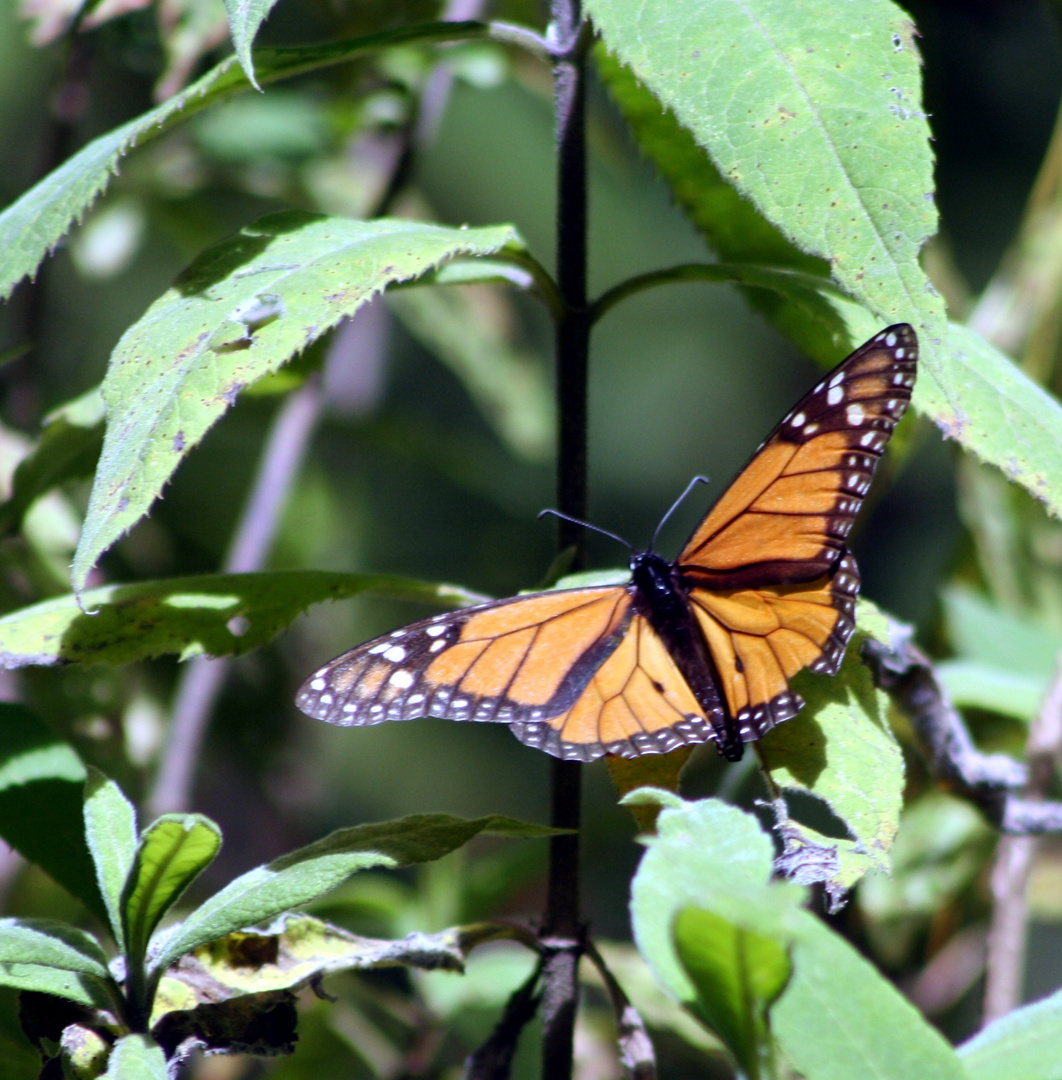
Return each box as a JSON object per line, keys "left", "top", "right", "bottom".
{"left": 297, "top": 324, "right": 917, "bottom": 762}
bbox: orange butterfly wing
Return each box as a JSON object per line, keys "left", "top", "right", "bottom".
{"left": 297, "top": 586, "right": 634, "bottom": 730}
{"left": 676, "top": 323, "right": 917, "bottom": 742}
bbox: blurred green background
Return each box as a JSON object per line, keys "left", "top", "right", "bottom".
{"left": 1, "top": 0, "right": 1061, "bottom": 1073}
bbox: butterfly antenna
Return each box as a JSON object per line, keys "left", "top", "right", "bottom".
{"left": 538, "top": 509, "right": 634, "bottom": 553}
{"left": 650, "top": 475, "right": 710, "bottom": 551}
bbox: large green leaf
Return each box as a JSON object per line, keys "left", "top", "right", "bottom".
{"left": 772, "top": 913, "right": 965, "bottom": 1080}
{"left": 0, "top": 24, "right": 486, "bottom": 303}
{"left": 148, "top": 813, "right": 556, "bottom": 978}
{"left": 83, "top": 770, "right": 138, "bottom": 950}
{"left": 758, "top": 601, "right": 904, "bottom": 895}
{"left": 0, "top": 963, "right": 113, "bottom": 1009}
{"left": 72, "top": 213, "right": 523, "bottom": 593}
{"left": 959, "top": 985, "right": 1062, "bottom": 1080}
{"left": 0, "top": 705, "right": 104, "bottom": 921}
{"left": 593, "top": 5, "right": 1062, "bottom": 520}
{"left": 0, "top": 570, "right": 485, "bottom": 668}
{"left": 587, "top": 0, "right": 940, "bottom": 328}
{"left": 121, "top": 814, "right": 222, "bottom": 977}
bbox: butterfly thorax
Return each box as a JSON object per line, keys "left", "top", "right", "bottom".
{"left": 629, "top": 550, "right": 742, "bottom": 761}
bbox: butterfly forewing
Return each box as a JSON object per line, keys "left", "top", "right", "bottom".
{"left": 678, "top": 324, "right": 917, "bottom": 589}
{"left": 296, "top": 586, "right": 635, "bottom": 729}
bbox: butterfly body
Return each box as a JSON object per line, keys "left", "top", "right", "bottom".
{"left": 628, "top": 549, "right": 740, "bottom": 760}
{"left": 298, "top": 325, "right": 917, "bottom": 762}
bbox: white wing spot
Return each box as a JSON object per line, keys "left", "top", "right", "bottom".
{"left": 827, "top": 385, "right": 844, "bottom": 405}
{"left": 860, "top": 431, "right": 876, "bottom": 446}
{"left": 310, "top": 677, "right": 326, "bottom": 691}
{"left": 383, "top": 645, "right": 406, "bottom": 662}
{"left": 804, "top": 423, "right": 819, "bottom": 435}
{"left": 829, "top": 370, "right": 845, "bottom": 388}
{"left": 791, "top": 411, "right": 806, "bottom": 427}
{"left": 430, "top": 640, "right": 446, "bottom": 652}
{"left": 886, "top": 332, "right": 897, "bottom": 346}
{"left": 391, "top": 629, "right": 407, "bottom": 638}
{"left": 319, "top": 693, "right": 333, "bottom": 705}
{"left": 389, "top": 670, "right": 414, "bottom": 689}
{"left": 895, "top": 348, "right": 906, "bottom": 359}
{"left": 846, "top": 403, "right": 866, "bottom": 425}
{"left": 343, "top": 703, "right": 356, "bottom": 713}
{"left": 426, "top": 624, "right": 447, "bottom": 637}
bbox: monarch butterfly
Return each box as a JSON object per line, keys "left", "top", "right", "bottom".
{"left": 297, "top": 324, "right": 916, "bottom": 762}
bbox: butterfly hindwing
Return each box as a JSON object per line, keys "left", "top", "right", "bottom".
{"left": 512, "top": 613, "right": 720, "bottom": 761}
{"left": 688, "top": 551, "right": 860, "bottom": 741}
{"left": 678, "top": 324, "right": 917, "bottom": 589}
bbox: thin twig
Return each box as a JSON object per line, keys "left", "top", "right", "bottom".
{"left": 584, "top": 942, "right": 657, "bottom": 1080}
{"left": 982, "top": 649, "right": 1062, "bottom": 1023}
{"left": 147, "top": 374, "right": 324, "bottom": 815}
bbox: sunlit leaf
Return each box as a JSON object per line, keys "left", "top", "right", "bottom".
{"left": 72, "top": 213, "right": 524, "bottom": 593}
{"left": 149, "top": 813, "right": 556, "bottom": 977}
{"left": 0, "top": 23, "right": 487, "bottom": 303}
{"left": 0, "top": 570, "right": 487, "bottom": 668}
{"left": 121, "top": 814, "right": 222, "bottom": 973}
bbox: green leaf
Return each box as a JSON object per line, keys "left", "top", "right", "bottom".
{"left": 0, "top": 919, "right": 109, "bottom": 979}
{"left": 121, "top": 814, "right": 222, "bottom": 974}
{"left": 587, "top": 0, "right": 941, "bottom": 324}
{"left": 0, "top": 704, "right": 105, "bottom": 921}
{"left": 153, "top": 912, "right": 466, "bottom": 1027}
{"left": 772, "top": 913, "right": 965, "bottom": 1080}
{"left": 83, "top": 770, "right": 138, "bottom": 950}
{"left": 386, "top": 286, "right": 553, "bottom": 461}
{"left": 0, "top": 24, "right": 487, "bottom": 303}
{"left": 674, "top": 906, "right": 791, "bottom": 1078}
{"left": 0, "top": 570, "right": 486, "bottom": 668}
{"left": 102, "top": 1034, "right": 168, "bottom": 1080}
{"left": 594, "top": 14, "right": 1062, "bottom": 519}
{"left": 0, "top": 389, "right": 104, "bottom": 537}
{"left": 0, "top": 963, "right": 113, "bottom": 1009}
{"left": 758, "top": 604, "right": 904, "bottom": 894}
{"left": 937, "top": 321, "right": 1062, "bottom": 521}
{"left": 224, "top": 0, "right": 280, "bottom": 88}
{"left": 629, "top": 797, "right": 800, "bottom": 1008}
{"left": 959, "top": 985, "right": 1062, "bottom": 1080}
{"left": 149, "top": 814, "right": 555, "bottom": 978}
{"left": 73, "top": 212, "right": 524, "bottom": 593}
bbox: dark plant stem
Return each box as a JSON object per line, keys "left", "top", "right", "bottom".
{"left": 541, "top": 3, "right": 589, "bottom": 1078}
